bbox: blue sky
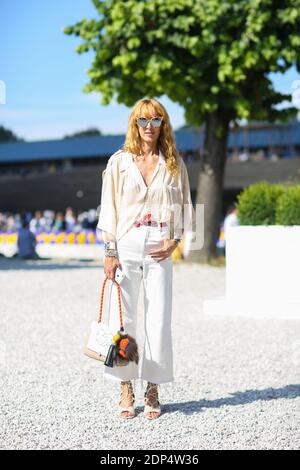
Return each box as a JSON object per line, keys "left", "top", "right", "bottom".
{"left": 0, "top": 0, "right": 299, "bottom": 142}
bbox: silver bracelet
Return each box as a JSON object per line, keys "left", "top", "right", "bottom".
{"left": 104, "top": 248, "right": 118, "bottom": 257}
{"left": 104, "top": 241, "right": 117, "bottom": 250}
{"left": 104, "top": 240, "right": 118, "bottom": 257}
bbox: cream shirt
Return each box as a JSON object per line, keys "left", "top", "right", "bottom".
{"left": 97, "top": 148, "right": 196, "bottom": 243}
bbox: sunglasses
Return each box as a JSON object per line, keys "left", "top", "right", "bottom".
{"left": 136, "top": 117, "right": 163, "bottom": 128}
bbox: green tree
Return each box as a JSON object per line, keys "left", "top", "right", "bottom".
{"left": 64, "top": 0, "right": 300, "bottom": 262}
{"left": 0, "top": 125, "right": 23, "bottom": 143}
{"left": 63, "top": 127, "right": 102, "bottom": 139}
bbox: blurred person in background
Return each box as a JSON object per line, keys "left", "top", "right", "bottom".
{"left": 43, "top": 210, "right": 55, "bottom": 231}
{"left": 87, "top": 208, "right": 97, "bottom": 229}
{"left": 13, "top": 213, "right": 23, "bottom": 231}
{"left": 17, "top": 219, "right": 38, "bottom": 259}
{"left": 223, "top": 204, "right": 239, "bottom": 248}
{"left": 77, "top": 211, "right": 89, "bottom": 229}
{"left": 77, "top": 210, "right": 96, "bottom": 230}
{"left": 29, "top": 210, "right": 47, "bottom": 233}
{"left": 53, "top": 212, "right": 66, "bottom": 231}
{"left": 0, "top": 212, "right": 8, "bottom": 231}
{"left": 65, "top": 207, "right": 76, "bottom": 231}
{"left": 6, "top": 214, "right": 19, "bottom": 232}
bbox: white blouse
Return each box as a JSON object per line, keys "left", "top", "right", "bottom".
{"left": 97, "top": 148, "right": 196, "bottom": 243}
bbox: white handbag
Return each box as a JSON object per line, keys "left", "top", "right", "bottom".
{"left": 83, "top": 275, "right": 139, "bottom": 367}
{"left": 83, "top": 276, "right": 122, "bottom": 365}
{"left": 84, "top": 320, "right": 114, "bottom": 363}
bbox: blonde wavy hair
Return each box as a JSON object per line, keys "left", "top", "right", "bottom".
{"left": 123, "top": 97, "right": 181, "bottom": 177}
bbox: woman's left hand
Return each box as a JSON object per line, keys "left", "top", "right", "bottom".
{"left": 149, "top": 239, "right": 178, "bottom": 262}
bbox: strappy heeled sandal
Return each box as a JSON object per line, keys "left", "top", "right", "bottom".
{"left": 119, "top": 380, "right": 136, "bottom": 419}
{"left": 143, "top": 382, "right": 161, "bottom": 420}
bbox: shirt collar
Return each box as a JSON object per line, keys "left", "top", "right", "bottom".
{"left": 120, "top": 149, "right": 166, "bottom": 172}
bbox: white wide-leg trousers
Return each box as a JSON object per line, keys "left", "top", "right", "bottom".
{"left": 103, "top": 223, "right": 174, "bottom": 385}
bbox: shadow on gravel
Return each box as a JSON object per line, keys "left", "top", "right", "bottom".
{"left": 161, "top": 384, "right": 300, "bottom": 415}
{"left": 0, "top": 257, "right": 102, "bottom": 271}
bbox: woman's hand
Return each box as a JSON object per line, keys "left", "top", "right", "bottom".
{"left": 149, "top": 239, "right": 178, "bottom": 262}
{"left": 104, "top": 256, "right": 122, "bottom": 281}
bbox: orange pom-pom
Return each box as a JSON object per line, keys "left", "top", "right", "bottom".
{"left": 115, "top": 334, "right": 139, "bottom": 365}
{"left": 120, "top": 338, "right": 129, "bottom": 348}
{"left": 118, "top": 338, "right": 129, "bottom": 357}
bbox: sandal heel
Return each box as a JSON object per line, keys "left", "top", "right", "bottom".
{"left": 143, "top": 382, "right": 161, "bottom": 419}
{"left": 119, "top": 381, "right": 136, "bottom": 419}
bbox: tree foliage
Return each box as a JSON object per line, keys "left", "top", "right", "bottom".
{"left": 64, "top": 0, "right": 300, "bottom": 126}
{"left": 0, "top": 125, "right": 23, "bottom": 143}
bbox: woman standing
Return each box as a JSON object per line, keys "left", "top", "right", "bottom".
{"left": 97, "top": 98, "right": 196, "bottom": 420}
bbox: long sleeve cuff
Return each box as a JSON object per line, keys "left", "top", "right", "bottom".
{"left": 96, "top": 228, "right": 116, "bottom": 243}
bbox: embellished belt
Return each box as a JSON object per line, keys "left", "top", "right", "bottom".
{"left": 134, "top": 213, "right": 168, "bottom": 228}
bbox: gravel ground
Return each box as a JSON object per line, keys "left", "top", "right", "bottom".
{"left": 0, "top": 257, "right": 299, "bottom": 450}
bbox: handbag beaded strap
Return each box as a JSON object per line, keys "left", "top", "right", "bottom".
{"left": 99, "top": 277, "right": 124, "bottom": 332}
